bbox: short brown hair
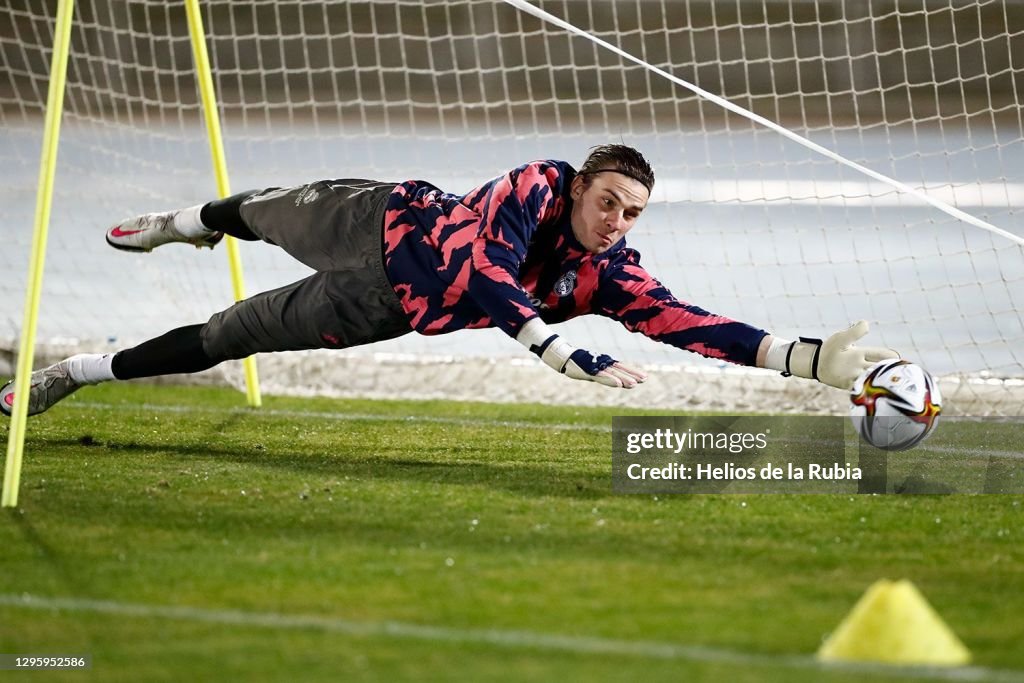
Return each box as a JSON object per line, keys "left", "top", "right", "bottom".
{"left": 578, "top": 144, "right": 654, "bottom": 193}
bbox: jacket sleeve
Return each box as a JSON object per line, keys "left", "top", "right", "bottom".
{"left": 466, "top": 160, "right": 570, "bottom": 336}
{"left": 594, "top": 248, "right": 768, "bottom": 366}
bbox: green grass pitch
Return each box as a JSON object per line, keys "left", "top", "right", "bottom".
{"left": 1, "top": 383, "right": 1022, "bottom": 682}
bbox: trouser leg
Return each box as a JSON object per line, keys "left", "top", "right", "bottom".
{"left": 199, "top": 270, "right": 412, "bottom": 363}
{"left": 103, "top": 268, "right": 411, "bottom": 380}
{"left": 237, "top": 179, "right": 396, "bottom": 272}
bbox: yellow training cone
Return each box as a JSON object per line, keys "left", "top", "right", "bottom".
{"left": 818, "top": 579, "right": 971, "bottom": 666}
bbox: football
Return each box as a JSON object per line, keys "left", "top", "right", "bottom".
{"left": 849, "top": 359, "right": 942, "bottom": 451}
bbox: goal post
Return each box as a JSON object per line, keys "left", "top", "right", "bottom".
{"left": 2, "top": 0, "right": 75, "bottom": 509}
{"left": 183, "top": 0, "right": 261, "bottom": 409}
{"left": 1, "top": 0, "right": 260, "bottom": 507}
{"left": 0, "top": 0, "right": 1022, "bottom": 432}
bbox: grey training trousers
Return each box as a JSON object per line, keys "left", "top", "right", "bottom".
{"left": 199, "top": 179, "right": 412, "bottom": 361}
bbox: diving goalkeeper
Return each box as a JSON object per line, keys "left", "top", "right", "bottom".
{"left": 1, "top": 145, "right": 898, "bottom": 416}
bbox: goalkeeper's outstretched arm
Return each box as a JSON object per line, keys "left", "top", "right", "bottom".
{"left": 594, "top": 250, "right": 899, "bottom": 391}
{"left": 515, "top": 318, "right": 647, "bottom": 389}
{"left": 757, "top": 320, "right": 900, "bottom": 391}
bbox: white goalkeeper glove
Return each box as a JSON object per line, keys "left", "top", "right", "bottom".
{"left": 516, "top": 318, "right": 647, "bottom": 389}
{"left": 767, "top": 320, "right": 899, "bottom": 391}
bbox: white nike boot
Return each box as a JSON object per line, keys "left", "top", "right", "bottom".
{"left": 0, "top": 359, "right": 84, "bottom": 417}
{"left": 106, "top": 210, "right": 223, "bottom": 252}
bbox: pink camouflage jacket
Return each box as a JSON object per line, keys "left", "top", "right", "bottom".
{"left": 382, "top": 159, "right": 767, "bottom": 366}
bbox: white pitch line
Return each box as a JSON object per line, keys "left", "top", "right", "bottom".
{"left": 0, "top": 593, "right": 1020, "bottom": 681}
{"left": 70, "top": 401, "right": 613, "bottom": 433}
{"left": 67, "top": 401, "right": 1024, "bottom": 461}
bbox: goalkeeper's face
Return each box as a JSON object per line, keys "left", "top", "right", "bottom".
{"left": 569, "top": 171, "right": 649, "bottom": 253}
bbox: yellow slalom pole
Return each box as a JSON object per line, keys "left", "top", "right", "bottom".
{"left": 2, "top": 0, "right": 76, "bottom": 509}
{"left": 183, "top": 0, "right": 261, "bottom": 408}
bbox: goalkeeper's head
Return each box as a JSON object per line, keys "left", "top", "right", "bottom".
{"left": 570, "top": 144, "right": 654, "bottom": 254}
{"left": 578, "top": 144, "right": 655, "bottom": 194}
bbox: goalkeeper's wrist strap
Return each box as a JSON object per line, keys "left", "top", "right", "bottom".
{"left": 765, "top": 336, "right": 822, "bottom": 380}
{"left": 515, "top": 318, "right": 573, "bottom": 372}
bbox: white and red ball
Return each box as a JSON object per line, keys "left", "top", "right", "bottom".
{"left": 849, "top": 360, "right": 942, "bottom": 451}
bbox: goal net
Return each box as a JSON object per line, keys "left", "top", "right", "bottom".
{"left": 2, "top": 0, "right": 1022, "bottom": 415}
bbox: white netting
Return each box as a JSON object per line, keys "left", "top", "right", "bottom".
{"left": 1, "top": 0, "right": 1022, "bottom": 414}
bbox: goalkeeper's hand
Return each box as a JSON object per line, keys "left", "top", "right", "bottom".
{"left": 783, "top": 320, "right": 899, "bottom": 390}
{"left": 516, "top": 319, "right": 647, "bottom": 388}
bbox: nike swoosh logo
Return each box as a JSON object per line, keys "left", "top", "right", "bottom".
{"left": 109, "top": 226, "right": 145, "bottom": 237}
{"left": 4, "top": 382, "right": 40, "bottom": 406}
